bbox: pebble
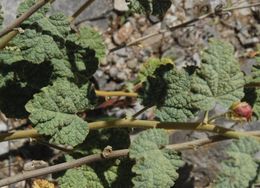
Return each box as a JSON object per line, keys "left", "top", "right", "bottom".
{"left": 0, "top": 122, "right": 8, "bottom": 155}
{"left": 113, "top": 21, "right": 134, "bottom": 45}
{"left": 142, "top": 22, "right": 163, "bottom": 49}
{"left": 127, "top": 58, "right": 138, "bottom": 69}
{"left": 117, "top": 72, "right": 128, "bottom": 81}
{"left": 103, "top": 81, "right": 117, "bottom": 91}
{"left": 114, "top": 0, "right": 129, "bottom": 12}
{"left": 109, "top": 66, "right": 119, "bottom": 78}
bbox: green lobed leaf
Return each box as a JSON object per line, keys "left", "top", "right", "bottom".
{"left": 139, "top": 40, "right": 244, "bottom": 122}
{"left": 139, "top": 64, "right": 200, "bottom": 122}
{"left": 137, "top": 57, "right": 173, "bottom": 83}
{"left": 36, "top": 13, "right": 70, "bottom": 38}
{"left": 250, "top": 63, "right": 260, "bottom": 85}
{"left": 128, "top": 0, "right": 172, "bottom": 16}
{"left": 17, "top": 0, "right": 50, "bottom": 26}
{"left": 67, "top": 26, "right": 106, "bottom": 60}
{"left": 256, "top": 56, "right": 260, "bottom": 63}
{"left": 213, "top": 137, "right": 260, "bottom": 188}
{"left": 58, "top": 158, "right": 134, "bottom": 188}
{"left": 50, "top": 58, "right": 74, "bottom": 80}
{"left": 0, "top": 48, "right": 23, "bottom": 65}
{"left": 191, "top": 39, "right": 245, "bottom": 110}
{"left": 25, "top": 79, "right": 97, "bottom": 146}
{"left": 12, "top": 29, "right": 63, "bottom": 64}
{"left": 64, "top": 43, "right": 99, "bottom": 79}
{"left": 253, "top": 89, "right": 260, "bottom": 119}
{"left": 129, "top": 129, "right": 184, "bottom": 188}
{"left": 58, "top": 128, "right": 133, "bottom": 187}
{"left": 58, "top": 166, "right": 103, "bottom": 188}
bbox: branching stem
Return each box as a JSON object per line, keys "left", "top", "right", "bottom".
{"left": 0, "top": 135, "right": 248, "bottom": 187}
{"left": 0, "top": 119, "right": 259, "bottom": 143}
{"left": 0, "top": 0, "right": 52, "bottom": 38}
{"left": 0, "top": 30, "right": 19, "bottom": 49}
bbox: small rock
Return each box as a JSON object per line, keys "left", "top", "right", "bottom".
{"left": 100, "top": 58, "right": 109, "bottom": 66}
{"left": 114, "top": 0, "right": 129, "bottom": 12}
{"left": 116, "top": 57, "right": 125, "bottom": 65}
{"left": 0, "top": 122, "right": 8, "bottom": 155}
{"left": 117, "top": 72, "right": 128, "bottom": 81}
{"left": 137, "top": 17, "right": 147, "bottom": 27}
{"left": 115, "top": 48, "right": 128, "bottom": 57}
{"left": 127, "top": 58, "right": 138, "bottom": 69}
{"left": 113, "top": 22, "right": 134, "bottom": 45}
{"left": 142, "top": 23, "right": 163, "bottom": 49}
{"left": 109, "top": 66, "right": 119, "bottom": 78}
{"left": 103, "top": 81, "right": 117, "bottom": 91}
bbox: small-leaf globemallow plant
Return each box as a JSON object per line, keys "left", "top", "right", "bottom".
{"left": 0, "top": 0, "right": 259, "bottom": 187}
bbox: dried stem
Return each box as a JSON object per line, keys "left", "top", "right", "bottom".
{"left": 0, "top": 30, "right": 19, "bottom": 49}
{"left": 0, "top": 149, "right": 129, "bottom": 187}
{"left": 69, "top": 0, "right": 95, "bottom": 23}
{"left": 0, "top": 0, "right": 56, "bottom": 49}
{"left": 131, "top": 105, "right": 153, "bottom": 119}
{"left": 0, "top": 0, "right": 51, "bottom": 37}
{"left": 0, "top": 135, "right": 244, "bottom": 187}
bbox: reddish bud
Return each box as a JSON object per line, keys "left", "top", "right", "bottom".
{"left": 230, "top": 102, "right": 253, "bottom": 121}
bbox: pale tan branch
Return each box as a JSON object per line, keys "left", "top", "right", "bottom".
{"left": 0, "top": 0, "right": 51, "bottom": 37}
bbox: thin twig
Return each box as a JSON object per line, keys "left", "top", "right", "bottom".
{"left": 166, "top": 135, "right": 228, "bottom": 150}
{"left": 0, "top": 149, "right": 129, "bottom": 187}
{"left": 131, "top": 106, "right": 153, "bottom": 119}
{"left": 0, "top": 135, "right": 241, "bottom": 187}
{"left": 69, "top": 0, "right": 95, "bottom": 23}
{"left": 224, "top": 2, "right": 260, "bottom": 12}
{"left": 109, "top": 2, "right": 260, "bottom": 52}
{"left": 74, "top": 10, "right": 112, "bottom": 26}
{"left": 0, "top": 0, "right": 51, "bottom": 37}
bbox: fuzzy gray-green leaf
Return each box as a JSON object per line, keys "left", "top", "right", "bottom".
{"left": 0, "top": 49, "right": 24, "bottom": 65}
{"left": 67, "top": 26, "right": 106, "bottom": 60}
{"left": 253, "top": 89, "right": 260, "bottom": 119}
{"left": 213, "top": 137, "right": 260, "bottom": 188}
{"left": 17, "top": 0, "right": 50, "bottom": 25}
{"left": 50, "top": 58, "right": 74, "bottom": 80}
{"left": 139, "top": 64, "right": 200, "bottom": 122}
{"left": 191, "top": 39, "right": 245, "bottom": 110}
{"left": 13, "top": 29, "right": 63, "bottom": 64}
{"left": 130, "top": 129, "right": 184, "bottom": 188}
{"left": 138, "top": 58, "right": 173, "bottom": 83}
{"left": 37, "top": 13, "right": 70, "bottom": 38}
{"left": 25, "top": 79, "right": 97, "bottom": 146}
{"left": 58, "top": 166, "right": 103, "bottom": 188}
